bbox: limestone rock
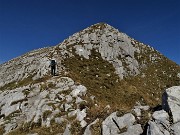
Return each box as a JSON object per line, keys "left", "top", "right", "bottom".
{"left": 70, "top": 85, "right": 87, "bottom": 97}
{"left": 147, "top": 110, "right": 170, "bottom": 135}
{"left": 147, "top": 121, "right": 169, "bottom": 135}
{"left": 152, "top": 110, "right": 170, "bottom": 126}
{"left": 0, "top": 76, "right": 89, "bottom": 134}
{"left": 162, "top": 86, "right": 180, "bottom": 123}
{"left": 0, "top": 88, "right": 26, "bottom": 116}
{"left": 102, "top": 112, "right": 143, "bottom": 135}
{"left": 120, "top": 124, "right": 143, "bottom": 135}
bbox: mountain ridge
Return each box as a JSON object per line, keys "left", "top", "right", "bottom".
{"left": 0, "top": 22, "right": 179, "bottom": 106}
{"left": 0, "top": 22, "right": 179, "bottom": 135}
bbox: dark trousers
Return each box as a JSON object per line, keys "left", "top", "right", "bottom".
{"left": 51, "top": 65, "right": 56, "bottom": 76}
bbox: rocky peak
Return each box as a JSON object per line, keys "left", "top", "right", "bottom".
{"left": 0, "top": 22, "right": 147, "bottom": 88}
{"left": 57, "top": 22, "right": 159, "bottom": 79}
{"left": 0, "top": 23, "right": 179, "bottom": 135}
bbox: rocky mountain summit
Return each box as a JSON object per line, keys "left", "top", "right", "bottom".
{"left": 0, "top": 23, "right": 180, "bottom": 135}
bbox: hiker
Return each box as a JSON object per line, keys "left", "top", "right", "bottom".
{"left": 49, "top": 59, "right": 57, "bottom": 76}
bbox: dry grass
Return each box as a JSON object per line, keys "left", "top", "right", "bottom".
{"left": 0, "top": 75, "right": 52, "bottom": 91}
{"left": 7, "top": 121, "right": 67, "bottom": 135}
{"left": 62, "top": 48, "right": 180, "bottom": 125}
{"left": 0, "top": 126, "right": 5, "bottom": 135}
{"left": 90, "top": 120, "right": 102, "bottom": 135}
{"left": 63, "top": 50, "right": 144, "bottom": 111}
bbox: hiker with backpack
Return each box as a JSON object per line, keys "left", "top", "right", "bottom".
{"left": 49, "top": 59, "right": 57, "bottom": 76}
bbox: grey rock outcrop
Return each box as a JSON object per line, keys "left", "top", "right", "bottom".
{"left": 0, "top": 77, "right": 88, "bottom": 134}
{"left": 147, "top": 86, "right": 180, "bottom": 135}
{"left": 102, "top": 112, "right": 143, "bottom": 135}
{"left": 0, "top": 48, "right": 53, "bottom": 88}
{"left": 59, "top": 23, "right": 141, "bottom": 79}
{"left": 162, "top": 86, "right": 180, "bottom": 123}
{"left": 147, "top": 110, "right": 170, "bottom": 135}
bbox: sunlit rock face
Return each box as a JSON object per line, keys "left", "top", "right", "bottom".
{"left": 162, "top": 86, "right": 180, "bottom": 123}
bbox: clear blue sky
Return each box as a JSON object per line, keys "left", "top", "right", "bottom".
{"left": 0, "top": 0, "right": 180, "bottom": 64}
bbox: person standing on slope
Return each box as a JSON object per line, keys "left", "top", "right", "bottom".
{"left": 50, "top": 59, "right": 57, "bottom": 76}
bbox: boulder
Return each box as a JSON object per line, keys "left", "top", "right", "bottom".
{"left": 70, "top": 85, "right": 87, "bottom": 97}
{"left": 147, "top": 110, "right": 170, "bottom": 135}
{"left": 102, "top": 112, "right": 143, "bottom": 135}
{"left": 152, "top": 110, "right": 170, "bottom": 126}
{"left": 147, "top": 121, "right": 169, "bottom": 135}
{"left": 0, "top": 88, "right": 26, "bottom": 116}
{"left": 162, "top": 86, "right": 180, "bottom": 123}
{"left": 120, "top": 124, "right": 143, "bottom": 135}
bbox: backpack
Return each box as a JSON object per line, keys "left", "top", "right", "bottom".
{"left": 50, "top": 60, "right": 56, "bottom": 66}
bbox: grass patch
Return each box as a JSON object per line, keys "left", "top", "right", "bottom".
{"left": 0, "top": 75, "right": 51, "bottom": 91}
{"left": 90, "top": 120, "right": 102, "bottom": 135}
{"left": 7, "top": 120, "right": 67, "bottom": 135}
{"left": 70, "top": 120, "right": 81, "bottom": 134}
{"left": 62, "top": 47, "right": 180, "bottom": 129}
{"left": 0, "top": 126, "right": 5, "bottom": 135}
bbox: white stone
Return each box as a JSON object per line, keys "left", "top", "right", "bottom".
{"left": 133, "top": 108, "right": 141, "bottom": 117}
{"left": 177, "top": 73, "right": 180, "bottom": 78}
{"left": 102, "top": 112, "right": 136, "bottom": 135}
{"left": 147, "top": 111, "right": 170, "bottom": 135}
{"left": 68, "top": 110, "right": 77, "bottom": 118}
{"left": 120, "top": 124, "right": 143, "bottom": 135}
{"left": 75, "top": 97, "right": 84, "bottom": 104}
{"left": 55, "top": 117, "right": 65, "bottom": 124}
{"left": 70, "top": 85, "right": 87, "bottom": 97}
{"left": 76, "top": 109, "right": 87, "bottom": 122}
{"left": 152, "top": 110, "right": 169, "bottom": 125}
{"left": 66, "top": 95, "right": 73, "bottom": 103}
{"left": 147, "top": 121, "right": 166, "bottom": 135}
{"left": 80, "top": 120, "right": 87, "bottom": 128}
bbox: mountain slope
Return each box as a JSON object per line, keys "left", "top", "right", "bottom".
{"left": 0, "top": 23, "right": 179, "bottom": 135}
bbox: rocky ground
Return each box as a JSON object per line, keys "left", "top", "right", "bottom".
{"left": 0, "top": 77, "right": 179, "bottom": 134}
{"left": 0, "top": 23, "right": 180, "bottom": 135}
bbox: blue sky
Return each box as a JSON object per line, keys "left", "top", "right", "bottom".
{"left": 0, "top": 0, "right": 180, "bottom": 64}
